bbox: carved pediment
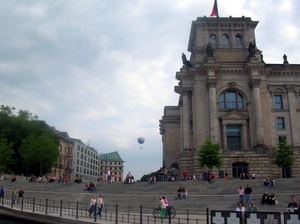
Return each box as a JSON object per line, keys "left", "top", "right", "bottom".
{"left": 220, "top": 110, "right": 248, "bottom": 120}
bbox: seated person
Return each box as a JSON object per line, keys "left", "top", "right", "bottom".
{"left": 263, "top": 177, "right": 269, "bottom": 186}
{"left": 251, "top": 173, "right": 256, "bottom": 179}
{"left": 210, "top": 174, "right": 216, "bottom": 183}
{"left": 182, "top": 187, "right": 188, "bottom": 199}
{"left": 29, "top": 175, "right": 35, "bottom": 183}
{"left": 0, "top": 175, "right": 4, "bottom": 181}
{"left": 171, "top": 176, "right": 175, "bottom": 182}
{"left": 109, "top": 174, "right": 115, "bottom": 184}
{"left": 11, "top": 175, "right": 17, "bottom": 182}
{"left": 268, "top": 177, "right": 275, "bottom": 187}
{"left": 287, "top": 195, "right": 298, "bottom": 213}
{"left": 148, "top": 176, "right": 155, "bottom": 184}
{"left": 125, "top": 172, "right": 134, "bottom": 184}
{"left": 48, "top": 175, "right": 55, "bottom": 183}
{"left": 58, "top": 176, "right": 64, "bottom": 184}
{"left": 261, "top": 192, "right": 269, "bottom": 206}
{"left": 176, "top": 187, "right": 183, "bottom": 199}
{"left": 42, "top": 175, "right": 47, "bottom": 183}
{"left": 83, "top": 184, "right": 89, "bottom": 192}
{"left": 269, "top": 193, "right": 276, "bottom": 206}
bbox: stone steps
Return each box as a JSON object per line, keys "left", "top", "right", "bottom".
{"left": 1, "top": 177, "right": 298, "bottom": 213}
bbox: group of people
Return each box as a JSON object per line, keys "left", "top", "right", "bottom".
{"left": 88, "top": 194, "right": 104, "bottom": 218}
{"left": 29, "top": 175, "right": 47, "bottom": 183}
{"left": 240, "top": 172, "right": 256, "bottom": 180}
{"left": 263, "top": 176, "right": 275, "bottom": 187}
{"left": 0, "top": 186, "right": 24, "bottom": 205}
{"left": 83, "top": 182, "right": 96, "bottom": 192}
{"left": 261, "top": 192, "right": 277, "bottom": 206}
{"left": 74, "top": 175, "right": 83, "bottom": 183}
{"left": 175, "top": 187, "right": 188, "bottom": 200}
{"left": 237, "top": 194, "right": 300, "bottom": 219}
{"left": 124, "top": 172, "right": 134, "bottom": 184}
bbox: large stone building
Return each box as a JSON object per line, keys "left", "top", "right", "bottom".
{"left": 160, "top": 16, "right": 300, "bottom": 179}
{"left": 99, "top": 151, "right": 124, "bottom": 182}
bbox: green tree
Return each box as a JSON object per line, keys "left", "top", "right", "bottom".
{"left": 272, "top": 138, "right": 295, "bottom": 168}
{"left": 0, "top": 138, "right": 15, "bottom": 172}
{"left": 0, "top": 105, "right": 60, "bottom": 175}
{"left": 20, "top": 133, "right": 60, "bottom": 176}
{"left": 197, "top": 137, "right": 223, "bottom": 170}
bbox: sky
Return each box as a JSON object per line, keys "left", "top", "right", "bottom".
{"left": 1, "top": 0, "right": 300, "bottom": 180}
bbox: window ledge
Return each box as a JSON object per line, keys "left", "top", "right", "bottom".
{"left": 271, "top": 109, "right": 289, "bottom": 112}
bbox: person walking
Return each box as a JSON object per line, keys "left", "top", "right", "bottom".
{"left": 17, "top": 188, "right": 24, "bottom": 204}
{"left": 96, "top": 194, "right": 104, "bottom": 217}
{"left": 158, "top": 196, "right": 166, "bottom": 218}
{"left": 89, "top": 195, "right": 97, "bottom": 218}
{"left": 244, "top": 184, "right": 252, "bottom": 205}
{"left": 238, "top": 186, "right": 245, "bottom": 203}
{"left": 0, "top": 186, "right": 5, "bottom": 204}
{"left": 12, "top": 187, "right": 18, "bottom": 205}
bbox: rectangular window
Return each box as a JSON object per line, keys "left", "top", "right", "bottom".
{"left": 77, "top": 159, "right": 79, "bottom": 165}
{"left": 227, "top": 126, "right": 241, "bottom": 150}
{"left": 274, "top": 95, "right": 283, "bottom": 109}
{"left": 277, "top": 117, "right": 285, "bottom": 129}
{"left": 77, "top": 145, "right": 80, "bottom": 151}
{"left": 298, "top": 95, "right": 300, "bottom": 108}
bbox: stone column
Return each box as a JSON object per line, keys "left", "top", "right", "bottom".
{"left": 182, "top": 88, "right": 191, "bottom": 150}
{"left": 249, "top": 78, "right": 264, "bottom": 145}
{"left": 222, "top": 123, "right": 227, "bottom": 149}
{"left": 286, "top": 85, "right": 297, "bottom": 143}
{"left": 242, "top": 123, "right": 248, "bottom": 150}
{"left": 207, "top": 78, "right": 219, "bottom": 143}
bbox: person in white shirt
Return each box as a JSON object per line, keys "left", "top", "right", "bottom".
{"left": 89, "top": 195, "right": 97, "bottom": 218}
{"left": 236, "top": 202, "right": 246, "bottom": 219}
{"left": 96, "top": 194, "right": 104, "bottom": 217}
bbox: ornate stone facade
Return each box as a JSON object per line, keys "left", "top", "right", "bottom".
{"left": 159, "top": 16, "right": 300, "bottom": 179}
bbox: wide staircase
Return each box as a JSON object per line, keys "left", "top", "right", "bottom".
{"left": 2, "top": 177, "right": 299, "bottom": 213}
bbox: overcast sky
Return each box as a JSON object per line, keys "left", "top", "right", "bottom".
{"left": 1, "top": 0, "right": 299, "bottom": 180}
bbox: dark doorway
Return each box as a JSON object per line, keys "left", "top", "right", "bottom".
{"left": 232, "top": 162, "right": 248, "bottom": 179}
{"left": 282, "top": 166, "right": 291, "bottom": 178}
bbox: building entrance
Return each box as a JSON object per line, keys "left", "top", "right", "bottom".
{"left": 232, "top": 162, "right": 248, "bottom": 179}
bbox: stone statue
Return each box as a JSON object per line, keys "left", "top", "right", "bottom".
{"left": 206, "top": 43, "right": 214, "bottom": 57}
{"left": 283, "top": 54, "right": 288, "bottom": 64}
{"left": 248, "top": 42, "right": 256, "bottom": 58}
{"left": 181, "top": 53, "right": 192, "bottom": 67}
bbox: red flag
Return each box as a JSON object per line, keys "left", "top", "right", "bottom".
{"left": 210, "top": 0, "right": 219, "bottom": 17}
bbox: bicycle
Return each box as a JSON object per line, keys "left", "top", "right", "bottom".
{"left": 152, "top": 206, "right": 176, "bottom": 219}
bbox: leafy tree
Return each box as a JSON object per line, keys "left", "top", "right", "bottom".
{"left": 0, "top": 138, "right": 15, "bottom": 172}
{"left": 20, "top": 133, "right": 60, "bottom": 176}
{"left": 197, "top": 137, "right": 222, "bottom": 170}
{"left": 272, "top": 138, "right": 295, "bottom": 168}
{"left": 0, "top": 105, "right": 60, "bottom": 175}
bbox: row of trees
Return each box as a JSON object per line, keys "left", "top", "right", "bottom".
{"left": 0, "top": 105, "right": 60, "bottom": 176}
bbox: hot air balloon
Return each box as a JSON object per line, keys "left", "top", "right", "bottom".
{"left": 137, "top": 137, "right": 145, "bottom": 148}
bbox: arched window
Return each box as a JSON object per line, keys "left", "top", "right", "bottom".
{"left": 235, "top": 34, "right": 243, "bottom": 45}
{"left": 209, "top": 34, "right": 216, "bottom": 45}
{"left": 222, "top": 34, "right": 229, "bottom": 45}
{"left": 219, "top": 90, "right": 244, "bottom": 109}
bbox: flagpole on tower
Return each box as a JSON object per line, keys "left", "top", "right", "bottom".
{"left": 210, "top": 0, "right": 219, "bottom": 18}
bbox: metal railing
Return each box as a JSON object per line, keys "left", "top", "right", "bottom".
{"left": 1, "top": 193, "right": 299, "bottom": 223}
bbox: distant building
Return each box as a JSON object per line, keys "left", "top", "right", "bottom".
{"left": 100, "top": 151, "right": 124, "bottom": 182}
{"left": 160, "top": 15, "right": 300, "bottom": 179}
{"left": 71, "top": 138, "right": 101, "bottom": 182}
{"left": 52, "top": 131, "right": 73, "bottom": 181}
